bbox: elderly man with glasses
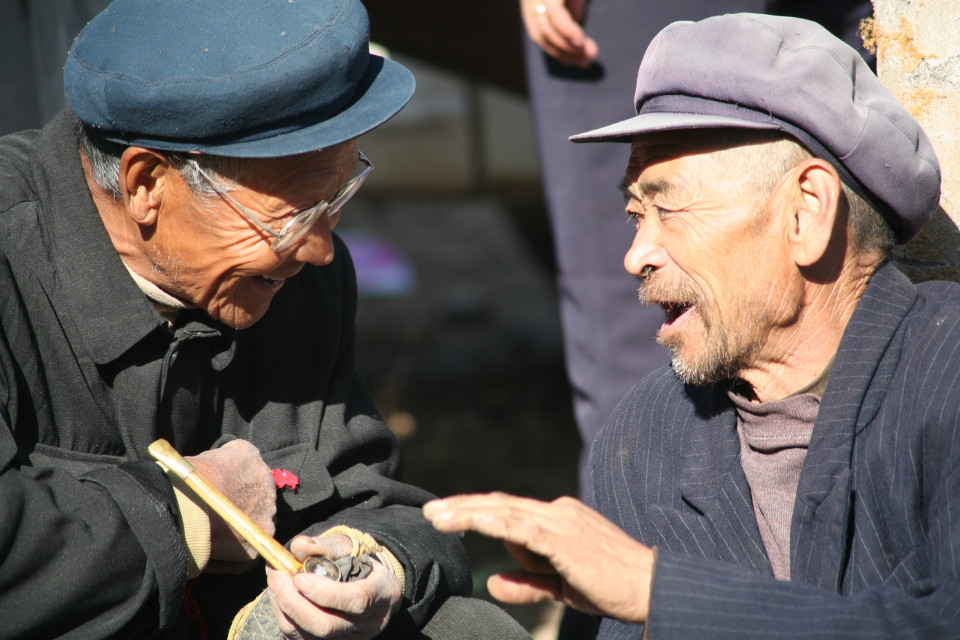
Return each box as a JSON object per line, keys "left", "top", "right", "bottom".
{"left": 0, "top": 1, "right": 532, "bottom": 639}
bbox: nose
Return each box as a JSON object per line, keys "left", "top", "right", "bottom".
{"left": 623, "top": 224, "right": 668, "bottom": 278}
{"left": 288, "top": 219, "right": 337, "bottom": 266}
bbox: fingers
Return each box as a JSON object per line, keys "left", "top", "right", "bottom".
{"left": 425, "top": 493, "right": 656, "bottom": 623}
{"left": 424, "top": 492, "right": 564, "bottom": 550}
{"left": 487, "top": 570, "right": 562, "bottom": 605}
{"left": 290, "top": 570, "right": 390, "bottom": 615}
{"left": 187, "top": 440, "right": 278, "bottom": 563}
{"left": 267, "top": 563, "right": 402, "bottom": 617}
{"left": 489, "top": 570, "right": 608, "bottom": 620}
{"left": 502, "top": 541, "right": 555, "bottom": 574}
{"left": 520, "top": 0, "right": 598, "bottom": 67}
{"left": 486, "top": 568, "right": 607, "bottom": 621}
{"left": 266, "top": 561, "right": 401, "bottom": 638}
{"left": 268, "top": 570, "right": 351, "bottom": 638}
{"left": 288, "top": 534, "right": 354, "bottom": 562}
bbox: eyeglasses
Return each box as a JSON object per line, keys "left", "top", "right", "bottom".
{"left": 195, "top": 151, "right": 373, "bottom": 253}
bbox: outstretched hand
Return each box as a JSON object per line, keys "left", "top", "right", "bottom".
{"left": 266, "top": 534, "right": 402, "bottom": 640}
{"left": 424, "top": 492, "right": 653, "bottom": 623}
{"left": 519, "top": 0, "right": 598, "bottom": 67}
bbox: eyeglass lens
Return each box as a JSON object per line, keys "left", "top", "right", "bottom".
{"left": 270, "top": 154, "right": 372, "bottom": 252}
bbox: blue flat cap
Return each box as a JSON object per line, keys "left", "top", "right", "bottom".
{"left": 65, "top": 0, "right": 414, "bottom": 157}
{"left": 571, "top": 13, "right": 941, "bottom": 244}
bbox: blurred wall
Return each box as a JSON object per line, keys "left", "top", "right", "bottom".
{"left": 360, "top": 52, "right": 541, "bottom": 196}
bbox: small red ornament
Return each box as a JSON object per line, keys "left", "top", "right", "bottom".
{"left": 272, "top": 469, "right": 299, "bottom": 490}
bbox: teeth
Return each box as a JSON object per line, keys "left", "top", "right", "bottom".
{"left": 659, "top": 302, "right": 691, "bottom": 320}
{"left": 260, "top": 276, "right": 283, "bottom": 285}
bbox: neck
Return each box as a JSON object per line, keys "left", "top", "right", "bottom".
{"left": 737, "top": 256, "right": 879, "bottom": 402}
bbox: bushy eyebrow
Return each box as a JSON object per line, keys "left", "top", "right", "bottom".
{"left": 638, "top": 177, "right": 674, "bottom": 196}
{"left": 619, "top": 176, "right": 677, "bottom": 204}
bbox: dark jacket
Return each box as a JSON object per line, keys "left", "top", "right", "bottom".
{"left": 590, "top": 261, "right": 960, "bottom": 639}
{"left": 0, "top": 111, "right": 470, "bottom": 639}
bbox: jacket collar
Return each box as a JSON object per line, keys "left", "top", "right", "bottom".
{"left": 676, "top": 385, "right": 771, "bottom": 572}
{"left": 675, "top": 261, "right": 917, "bottom": 582}
{"left": 790, "top": 260, "right": 917, "bottom": 588}
{"left": 34, "top": 110, "right": 167, "bottom": 364}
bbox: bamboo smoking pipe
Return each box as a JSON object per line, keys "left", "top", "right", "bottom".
{"left": 148, "top": 438, "right": 304, "bottom": 575}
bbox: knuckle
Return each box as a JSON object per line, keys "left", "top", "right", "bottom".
{"left": 552, "top": 495, "right": 578, "bottom": 509}
{"left": 358, "top": 589, "right": 378, "bottom": 612}
{"left": 502, "top": 507, "right": 537, "bottom": 539}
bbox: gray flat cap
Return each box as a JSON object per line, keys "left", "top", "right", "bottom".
{"left": 571, "top": 13, "right": 941, "bottom": 243}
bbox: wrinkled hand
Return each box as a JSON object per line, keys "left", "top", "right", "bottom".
{"left": 186, "top": 439, "right": 276, "bottom": 573}
{"left": 424, "top": 492, "right": 654, "bottom": 623}
{"left": 520, "top": 0, "right": 598, "bottom": 67}
{"left": 266, "top": 534, "right": 402, "bottom": 640}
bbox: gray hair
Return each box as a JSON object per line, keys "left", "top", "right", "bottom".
{"left": 749, "top": 136, "right": 896, "bottom": 257}
{"left": 78, "top": 124, "right": 254, "bottom": 198}
{"left": 674, "top": 129, "right": 896, "bottom": 257}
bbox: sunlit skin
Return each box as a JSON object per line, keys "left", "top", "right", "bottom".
{"left": 424, "top": 493, "right": 654, "bottom": 623}
{"left": 87, "top": 141, "right": 406, "bottom": 636}
{"left": 265, "top": 534, "right": 402, "bottom": 639}
{"left": 519, "top": 0, "right": 598, "bottom": 68}
{"left": 421, "top": 136, "right": 887, "bottom": 628}
{"left": 88, "top": 140, "right": 358, "bottom": 329}
{"left": 622, "top": 135, "right": 876, "bottom": 401}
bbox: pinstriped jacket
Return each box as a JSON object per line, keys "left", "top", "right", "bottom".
{"left": 590, "top": 261, "right": 960, "bottom": 639}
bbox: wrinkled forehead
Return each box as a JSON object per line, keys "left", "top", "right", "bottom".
{"left": 218, "top": 140, "right": 360, "bottom": 190}
{"left": 625, "top": 136, "right": 719, "bottom": 188}
{"left": 627, "top": 140, "right": 683, "bottom": 177}
{"left": 629, "top": 129, "right": 754, "bottom": 164}
{"left": 625, "top": 129, "right": 787, "bottom": 185}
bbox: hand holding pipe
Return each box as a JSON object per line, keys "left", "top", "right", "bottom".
{"left": 148, "top": 438, "right": 305, "bottom": 574}
{"left": 148, "top": 439, "right": 372, "bottom": 581}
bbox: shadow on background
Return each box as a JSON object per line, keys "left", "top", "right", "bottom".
{"left": 341, "top": 194, "right": 580, "bottom": 633}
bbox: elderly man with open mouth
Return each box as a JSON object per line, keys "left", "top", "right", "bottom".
{"left": 426, "top": 12, "right": 958, "bottom": 640}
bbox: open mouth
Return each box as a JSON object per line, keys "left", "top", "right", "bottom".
{"left": 258, "top": 275, "right": 285, "bottom": 286}
{"left": 659, "top": 301, "right": 694, "bottom": 324}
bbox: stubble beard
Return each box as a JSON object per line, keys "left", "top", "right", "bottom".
{"left": 638, "top": 275, "right": 765, "bottom": 387}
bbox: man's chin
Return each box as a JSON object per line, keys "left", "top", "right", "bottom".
{"left": 670, "top": 355, "right": 711, "bottom": 386}
{"left": 209, "top": 304, "right": 270, "bottom": 331}
{"left": 668, "top": 346, "right": 746, "bottom": 387}
{"left": 666, "top": 343, "right": 725, "bottom": 387}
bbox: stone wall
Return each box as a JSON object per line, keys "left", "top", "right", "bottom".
{"left": 868, "top": 1, "right": 960, "bottom": 282}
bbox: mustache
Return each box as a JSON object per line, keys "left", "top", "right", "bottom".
{"left": 636, "top": 269, "right": 701, "bottom": 308}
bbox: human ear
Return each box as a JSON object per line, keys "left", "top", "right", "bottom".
{"left": 118, "top": 147, "right": 171, "bottom": 227}
{"left": 786, "top": 159, "right": 842, "bottom": 268}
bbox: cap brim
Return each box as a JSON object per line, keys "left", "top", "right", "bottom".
{"left": 99, "top": 55, "right": 415, "bottom": 157}
{"left": 570, "top": 112, "right": 781, "bottom": 143}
